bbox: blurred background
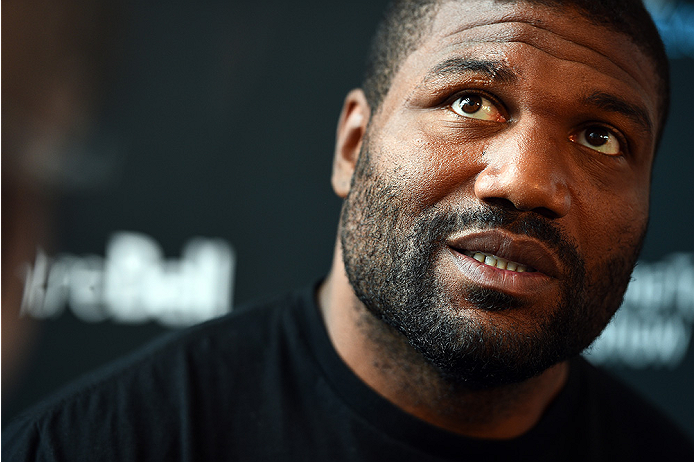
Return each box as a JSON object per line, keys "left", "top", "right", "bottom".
{"left": 3, "top": 0, "right": 693, "bottom": 439}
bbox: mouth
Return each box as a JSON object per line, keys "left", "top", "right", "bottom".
{"left": 446, "top": 229, "right": 563, "bottom": 281}
{"left": 460, "top": 250, "right": 535, "bottom": 273}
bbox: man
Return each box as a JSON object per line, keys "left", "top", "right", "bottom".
{"left": 4, "top": 0, "right": 694, "bottom": 460}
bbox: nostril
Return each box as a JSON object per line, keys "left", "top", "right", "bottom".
{"left": 481, "top": 198, "right": 562, "bottom": 220}
{"left": 482, "top": 197, "right": 517, "bottom": 212}
{"left": 528, "top": 206, "right": 562, "bottom": 219}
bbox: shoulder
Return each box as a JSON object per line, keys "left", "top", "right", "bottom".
{"left": 2, "top": 288, "right": 312, "bottom": 461}
{"left": 571, "top": 357, "right": 694, "bottom": 460}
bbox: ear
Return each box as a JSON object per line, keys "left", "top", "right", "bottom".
{"left": 332, "top": 88, "right": 370, "bottom": 198}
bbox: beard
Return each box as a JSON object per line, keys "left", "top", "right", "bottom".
{"left": 340, "top": 146, "right": 644, "bottom": 389}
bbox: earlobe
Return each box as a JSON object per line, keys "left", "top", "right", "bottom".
{"left": 332, "top": 89, "right": 370, "bottom": 198}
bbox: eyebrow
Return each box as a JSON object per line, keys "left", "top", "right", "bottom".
{"left": 583, "top": 91, "right": 653, "bottom": 135}
{"left": 423, "top": 57, "right": 518, "bottom": 84}
{"left": 420, "top": 58, "right": 654, "bottom": 135}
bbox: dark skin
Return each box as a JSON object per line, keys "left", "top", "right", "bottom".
{"left": 319, "top": 0, "right": 661, "bottom": 439}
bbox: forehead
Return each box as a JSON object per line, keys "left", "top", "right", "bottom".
{"left": 380, "top": 0, "right": 660, "bottom": 133}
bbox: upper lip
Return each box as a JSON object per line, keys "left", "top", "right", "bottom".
{"left": 446, "top": 229, "right": 564, "bottom": 279}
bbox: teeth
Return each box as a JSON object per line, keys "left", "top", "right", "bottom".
{"left": 468, "top": 251, "right": 532, "bottom": 273}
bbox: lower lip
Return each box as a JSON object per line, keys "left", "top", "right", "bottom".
{"left": 446, "top": 247, "right": 555, "bottom": 297}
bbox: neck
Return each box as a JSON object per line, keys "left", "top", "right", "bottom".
{"left": 318, "top": 242, "right": 569, "bottom": 439}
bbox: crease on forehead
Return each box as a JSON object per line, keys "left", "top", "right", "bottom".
{"left": 421, "top": 2, "right": 655, "bottom": 97}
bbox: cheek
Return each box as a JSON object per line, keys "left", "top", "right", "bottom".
{"left": 375, "top": 125, "right": 486, "bottom": 208}
{"left": 574, "top": 184, "right": 649, "bottom": 264}
{"left": 566, "top": 147, "right": 651, "bottom": 255}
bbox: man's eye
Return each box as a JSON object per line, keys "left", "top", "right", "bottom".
{"left": 450, "top": 94, "right": 504, "bottom": 122}
{"left": 571, "top": 126, "right": 622, "bottom": 155}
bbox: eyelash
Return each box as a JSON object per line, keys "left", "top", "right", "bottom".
{"left": 575, "top": 123, "right": 630, "bottom": 156}
{"left": 442, "top": 89, "right": 507, "bottom": 115}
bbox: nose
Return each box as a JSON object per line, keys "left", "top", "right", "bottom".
{"left": 473, "top": 128, "right": 572, "bottom": 218}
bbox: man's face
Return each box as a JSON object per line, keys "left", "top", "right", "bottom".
{"left": 340, "top": 1, "right": 660, "bottom": 388}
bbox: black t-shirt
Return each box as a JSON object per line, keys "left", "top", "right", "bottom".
{"left": 4, "top": 284, "right": 694, "bottom": 461}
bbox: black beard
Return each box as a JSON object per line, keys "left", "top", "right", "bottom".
{"left": 340, "top": 149, "right": 643, "bottom": 389}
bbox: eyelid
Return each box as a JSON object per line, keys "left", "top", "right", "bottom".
{"left": 445, "top": 90, "right": 508, "bottom": 121}
{"left": 572, "top": 123, "right": 630, "bottom": 156}
{"left": 443, "top": 89, "right": 503, "bottom": 108}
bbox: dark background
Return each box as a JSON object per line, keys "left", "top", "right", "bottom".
{"left": 3, "top": 0, "right": 693, "bottom": 441}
